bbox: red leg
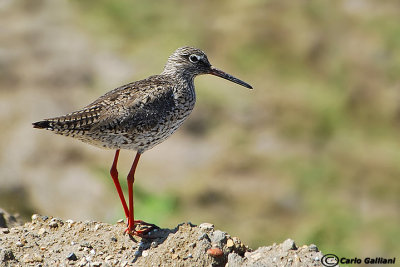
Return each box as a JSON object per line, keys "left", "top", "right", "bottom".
{"left": 110, "top": 150, "right": 129, "bottom": 219}
{"left": 125, "top": 152, "right": 158, "bottom": 236}
{"left": 126, "top": 152, "right": 141, "bottom": 234}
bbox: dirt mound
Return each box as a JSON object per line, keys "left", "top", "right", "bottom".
{"left": 0, "top": 212, "right": 324, "bottom": 266}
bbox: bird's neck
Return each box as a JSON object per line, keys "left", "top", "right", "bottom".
{"left": 159, "top": 70, "right": 196, "bottom": 105}
{"left": 161, "top": 65, "right": 193, "bottom": 78}
{"left": 161, "top": 68, "right": 195, "bottom": 89}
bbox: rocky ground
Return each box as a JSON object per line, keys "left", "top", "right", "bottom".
{"left": 0, "top": 209, "right": 324, "bottom": 267}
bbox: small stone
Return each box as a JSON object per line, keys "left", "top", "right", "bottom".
{"left": 117, "top": 219, "right": 124, "bottom": 223}
{"left": 169, "top": 248, "right": 175, "bottom": 253}
{"left": 207, "top": 248, "right": 223, "bottom": 257}
{"left": 188, "top": 242, "right": 196, "bottom": 248}
{"left": 90, "top": 249, "right": 96, "bottom": 255}
{"left": 314, "top": 256, "right": 320, "bottom": 261}
{"left": 197, "top": 233, "right": 210, "bottom": 241}
{"left": 105, "top": 255, "right": 113, "bottom": 261}
{"left": 211, "top": 230, "right": 227, "bottom": 245}
{"left": 1, "top": 249, "right": 15, "bottom": 261}
{"left": 38, "top": 228, "right": 46, "bottom": 235}
{"left": 22, "top": 254, "right": 32, "bottom": 263}
{"left": 121, "top": 260, "right": 128, "bottom": 267}
{"left": 49, "top": 221, "right": 58, "bottom": 228}
{"left": 251, "top": 252, "right": 262, "bottom": 261}
{"left": 66, "top": 219, "right": 75, "bottom": 228}
{"left": 294, "top": 254, "right": 301, "bottom": 263}
{"left": 232, "top": 237, "right": 240, "bottom": 244}
{"left": 23, "top": 253, "right": 43, "bottom": 263}
{"left": 92, "top": 262, "right": 102, "bottom": 267}
{"left": 78, "top": 257, "right": 87, "bottom": 266}
{"left": 31, "top": 214, "right": 39, "bottom": 221}
{"left": 81, "top": 242, "right": 92, "bottom": 248}
{"left": 199, "top": 223, "right": 214, "bottom": 231}
{"left": 151, "top": 241, "right": 158, "bottom": 248}
{"left": 71, "top": 241, "right": 76, "bottom": 245}
{"left": 67, "top": 252, "right": 78, "bottom": 261}
{"left": 134, "top": 250, "right": 141, "bottom": 257}
{"left": 138, "top": 241, "right": 146, "bottom": 249}
{"left": 227, "top": 253, "right": 244, "bottom": 266}
{"left": 41, "top": 215, "right": 49, "bottom": 221}
{"left": 16, "top": 241, "right": 23, "bottom": 247}
{"left": 226, "top": 239, "right": 234, "bottom": 248}
{"left": 94, "top": 224, "right": 101, "bottom": 231}
{"left": 142, "top": 250, "right": 149, "bottom": 257}
{"left": 308, "top": 244, "right": 318, "bottom": 252}
{"left": 10, "top": 228, "right": 20, "bottom": 234}
{"left": 1, "top": 228, "right": 9, "bottom": 234}
{"left": 263, "top": 245, "right": 272, "bottom": 251}
{"left": 111, "top": 236, "right": 117, "bottom": 242}
{"left": 171, "top": 254, "right": 179, "bottom": 260}
{"left": 282, "top": 239, "right": 297, "bottom": 251}
{"left": 183, "top": 253, "right": 193, "bottom": 260}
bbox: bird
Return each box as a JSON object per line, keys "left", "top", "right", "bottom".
{"left": 33, "top": 46, "right": 253, "bottom": 236}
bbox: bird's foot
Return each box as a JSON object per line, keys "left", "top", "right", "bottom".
{"left": 124, "top": 220, "right": 159, "bottom": 237}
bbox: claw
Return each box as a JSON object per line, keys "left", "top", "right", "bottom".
{"left": 124, "top": 220, "right": 159, "bottom": 236}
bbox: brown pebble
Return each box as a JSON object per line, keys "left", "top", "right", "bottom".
{"left": 207, "top": 248, "right": 223, "bottom": 257}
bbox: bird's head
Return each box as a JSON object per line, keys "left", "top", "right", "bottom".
{"left": 162, "top": 46, "right": 253, "bottom": 89}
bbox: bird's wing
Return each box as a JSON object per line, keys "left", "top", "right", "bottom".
{"left": 88, "top": 76, "right": 176, "bottom": 132}
{"left": 33, "top": 76, "right": 176, "bottom": 133}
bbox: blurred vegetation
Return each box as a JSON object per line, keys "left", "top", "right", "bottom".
{"left": 2, "top": 0, "right": 398, "bottom": 261}
{"left": 68, "top": 0, "right": 400, "bottom": 257}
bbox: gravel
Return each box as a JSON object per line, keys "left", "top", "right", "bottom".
{"left": 0, "top": 209, "right": 326, "bottom": 266}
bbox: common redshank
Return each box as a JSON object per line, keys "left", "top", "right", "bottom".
{"left": 33, "top": 46, "right": 253, "bottom": 236}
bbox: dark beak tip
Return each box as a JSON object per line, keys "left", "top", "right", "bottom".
{"left": 209, "top": 67, "right": 253, "bottom": 90}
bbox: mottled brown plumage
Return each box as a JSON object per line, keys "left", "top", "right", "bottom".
{"left": 33, "top": 46, "right": 252, "bottom": 235}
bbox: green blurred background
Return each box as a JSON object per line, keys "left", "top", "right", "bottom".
{"left": 1, "top": 0, "right": 399, "bottom": 261}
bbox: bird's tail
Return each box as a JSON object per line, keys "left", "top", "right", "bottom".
{"left": 32, "top": 120, "right": 53, "bottom": 130}
{"left": 32, "top": 118, "right": 71, "bottom": 132}
{"left": 33, "top": 106, "right": 102, "bottom": 134}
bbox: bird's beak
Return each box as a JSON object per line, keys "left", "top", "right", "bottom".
{"left": 209, "top": 66, "right": 253, "bottom": 89}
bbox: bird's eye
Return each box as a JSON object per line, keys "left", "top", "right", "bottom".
{"left": 189, "top": 54, "right": 200, "bottom": 63}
